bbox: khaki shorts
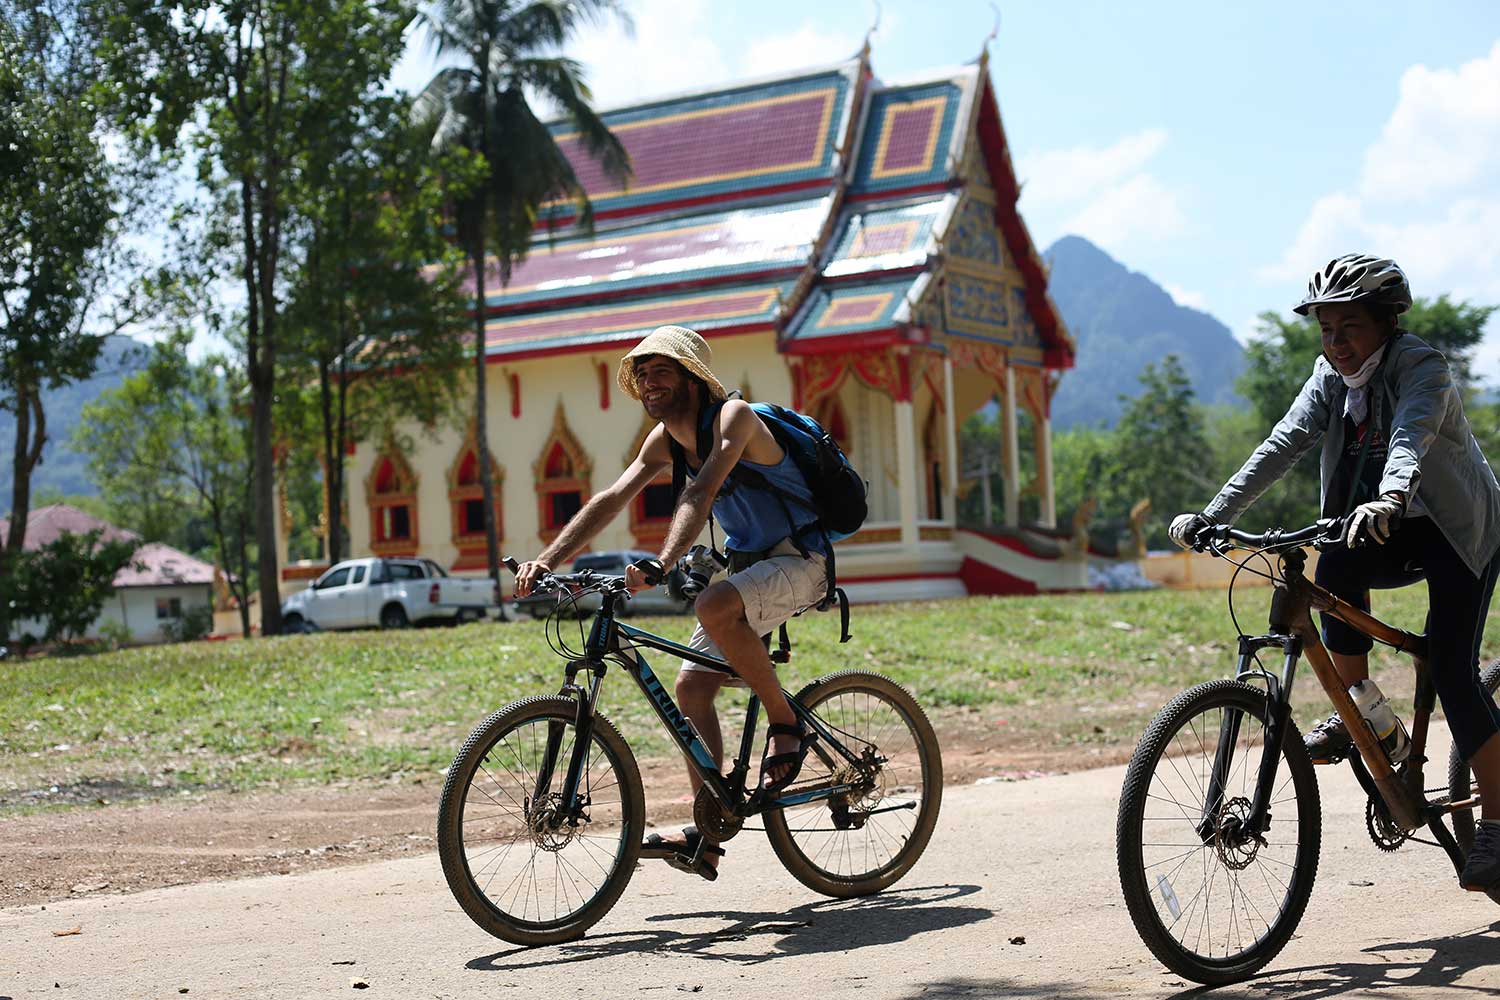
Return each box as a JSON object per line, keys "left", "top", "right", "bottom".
{"left": 680, "top": 539, "right": 827, "bottom": 681}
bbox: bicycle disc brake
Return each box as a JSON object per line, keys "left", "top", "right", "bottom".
{"left": 1365, "top": 795, "right": 1410, "bottom": 852}
{"left": 693, "top": 786, "right": 743, "bottom": 844}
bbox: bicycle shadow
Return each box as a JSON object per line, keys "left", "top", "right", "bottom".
{"left": 1166, "top": 920, "right": 1500, "bottom": 999}
{"left": 465, "top": 883, "right": 990, "bottom": 970}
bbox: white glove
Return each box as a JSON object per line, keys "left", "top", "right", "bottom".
{"left": 1169, "top": 512, "right": 1212, "bottom": 550}
{"left": 1344, "top": 494, "right": 1405, "bottom": 547}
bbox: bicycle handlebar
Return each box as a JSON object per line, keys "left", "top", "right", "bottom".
{"left": 500, "top": 554, "right": 650, "bottom": 597}
{"left": 1193, "top": 517, "right": 1345, "bottom": 553}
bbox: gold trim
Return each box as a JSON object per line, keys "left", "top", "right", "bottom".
{"left": 869, "top": 96, "right": 947, "bottom": 180}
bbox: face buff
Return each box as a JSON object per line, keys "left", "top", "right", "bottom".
{"left": 1341, "top": 343, "right": 1388, "bottom": 425}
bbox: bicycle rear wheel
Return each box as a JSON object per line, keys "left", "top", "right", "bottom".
{"left": 1446, "top": 659, "right": 1500, "bottom": 906}
{"left": 437, "top": 696, "right": 644, "bottom": 946}
{"left": 763, "top": 671, "right": 942, "bottom": 897}
{"left": 1117, "top": 679, "right": 1321, "bottom": 985}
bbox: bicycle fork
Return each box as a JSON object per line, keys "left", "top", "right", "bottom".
{"left": 1196, "top": 633, "right": 1301, "bottom": 844}
{"left": 528, "top": 660, "right": 607, "bottom": 831}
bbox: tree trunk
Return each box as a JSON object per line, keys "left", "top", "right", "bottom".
{"left": 472, "top": 249, "right": 505, "bottom": 620}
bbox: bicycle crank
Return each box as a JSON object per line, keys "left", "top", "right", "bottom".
{"left": 693, "top": 786, "right": 743, "bottom": 844}
{"left": 1365, "top": 795, "right": 1410, "bottom": 852}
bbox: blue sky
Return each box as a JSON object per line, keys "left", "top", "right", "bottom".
{"left": 392, "top": 1, "right": 1500, "bottom": 379}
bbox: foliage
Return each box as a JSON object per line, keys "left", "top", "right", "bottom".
{"left": 415, "top": 0, "right": 632, "bottom": 586}
{"left": 74, "top": 334, "right": 256, "bottom": 636}
{"left": 279, "top": 96, "right": 477, "bottom": 564}
{"left": 0, "top": 2, "right": 134, "bottom": 639}
{"left": 161, "top": 603, "right": 213, "bottom": 643}
{"left": 99, "top": 0, "right": 418, "bottom": 637}
{"left": 2, "top": 529, "right": 139, "bottom": 646}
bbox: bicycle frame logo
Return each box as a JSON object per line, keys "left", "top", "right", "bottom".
{"left": 614, "top": 641, "right": 719, "bottom": 772}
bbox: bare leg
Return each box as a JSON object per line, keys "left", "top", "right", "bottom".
{"left": 1329, "top": 651, "right": 1370, "bottom": 689}
{"left": 1470, "top": 732, "right": 1500, "bottom": 822}
{"left": 695, "top": 582, "right": 800, "bottom": 788}
{"left": 675, "top": 669, "right": 725, "bottom": 797}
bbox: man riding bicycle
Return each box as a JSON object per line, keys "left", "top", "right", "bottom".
{"left": 514, "top": 325, "right": 827, "bottom": 879}
{"left": 1170, "top": 254, "right": 1500, "bottom": 893}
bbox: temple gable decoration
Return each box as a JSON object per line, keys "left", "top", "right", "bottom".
{"left": 366, "top": 441, "right": 419, "bottom": 557}
{"left": 447, "top": 422, "right": 506, "bottom": 571}
{"left": 533, "top": 402, "right": 593, "bottom": 546}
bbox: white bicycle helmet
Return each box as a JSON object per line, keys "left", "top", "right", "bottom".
{"left": 1293, "top": 254, "right": 1412, "bottom": 316}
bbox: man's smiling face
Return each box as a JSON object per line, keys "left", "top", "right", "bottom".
{"left": 633, "top": 355, "right": 695, "bottom": 420}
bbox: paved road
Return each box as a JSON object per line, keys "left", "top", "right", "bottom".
{"left": 4, "top": 741, "right": 1498, "bottom": 999}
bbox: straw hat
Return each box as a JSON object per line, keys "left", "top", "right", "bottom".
{"left": 617, "top": 325, "right": 728, "bottom": 402}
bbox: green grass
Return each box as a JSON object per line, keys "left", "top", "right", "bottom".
{"left": 0, "top": 584, "right": 1473, "bottom": 807}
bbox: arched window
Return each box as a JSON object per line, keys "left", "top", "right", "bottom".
{"left": 625, "top": 416, "right": 674, "bottom": 547}
{"left": 923, "top": 401, "right": 945, "bottom": 520}
{"left": 366, "top": 444, "right": 419, "bottom": 556}
{"left": 533, "top": 403, "right": 593, "bottom": 546}
{"left": 447, "top": 425, "right": 504, "bottom": 571}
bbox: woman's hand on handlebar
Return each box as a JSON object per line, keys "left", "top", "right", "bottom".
{"left": 1169, "top": 512, "right": 1214, "bottom": 550}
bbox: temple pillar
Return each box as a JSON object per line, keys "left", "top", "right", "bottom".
{"left": 942, "top": 357, "right": 960, "bottom": 512}
{"left": 894, "top": 397, "right": 920, "bottom": 548}
{"left": 1002, "top": 364, "right": 1020, "bottom": 527}
{"left": 1038, "top": 413, "right": 1056, "bottom": 528}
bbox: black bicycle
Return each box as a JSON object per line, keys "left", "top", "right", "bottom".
{"left": 437, "top": 557, "right": 943, "bottom": 946}
{"left": 1116, "top": 517, "right": 1499, "bottom": 984}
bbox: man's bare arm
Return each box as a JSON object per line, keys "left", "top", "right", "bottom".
{"left": 516, "top": 426, "right": 670, "bottom": 596}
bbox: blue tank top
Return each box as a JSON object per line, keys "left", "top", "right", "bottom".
{"left": 689, "top": 450, "right": 828, "bottom": 555}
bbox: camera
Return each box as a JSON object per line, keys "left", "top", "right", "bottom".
{"left": 676, "top": 544, "right": 727, "bottom": 601}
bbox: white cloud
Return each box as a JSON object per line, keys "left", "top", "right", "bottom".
{"left": 741, "top": 22, "right": 865, "bottom": 79}
{"left": 1164, "top": 283, "right": 1208, "bottom": 311}
{"left": 1018, "top": 129, "right": 1168, "bottom": 206}
{"left": 1262, "top": 40, "right": 1500, "bottom": 380}
{"left": 1360, "top": 40, "right": 1500, "bottom": 203}
{"left": 1017, "top": 130, "right": 1184, "bottom": 252}
{"left": 568, "top": 0, "right": 731, "bottom": 110}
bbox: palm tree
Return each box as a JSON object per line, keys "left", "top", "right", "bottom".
{"left": 416, "top": 0, "right": 631, "bottom": 609}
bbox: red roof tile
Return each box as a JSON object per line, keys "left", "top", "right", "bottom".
{"left": 0, "top": 504, "right": 215, "bottom": 588}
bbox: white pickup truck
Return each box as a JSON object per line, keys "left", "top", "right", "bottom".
{"left": 280, "top": 557, "right": 498, "bottom": 632}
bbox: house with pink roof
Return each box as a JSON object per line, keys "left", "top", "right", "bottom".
{"left": 1, "top": 504, "right": 218, "bottom": 644}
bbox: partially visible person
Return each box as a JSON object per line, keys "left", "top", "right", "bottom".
{"left": 1169, "top": 254, "right": 1500, "bottom": 892}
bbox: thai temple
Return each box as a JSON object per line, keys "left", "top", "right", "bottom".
{"left": 277, "top": 43, "right": 1091, "bottom": 602}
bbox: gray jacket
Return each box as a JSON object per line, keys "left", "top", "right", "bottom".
{"left": 1203, "top": 333, "right": 1500, "bottom": 577}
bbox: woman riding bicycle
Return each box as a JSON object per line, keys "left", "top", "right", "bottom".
{"left": 1169, "top": 254, "right": 1500, "bottom": 893}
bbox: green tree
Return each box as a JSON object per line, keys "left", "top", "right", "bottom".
{"left": 75, "top": 335, "right": 257, "bottom": 637}
{"left": 0, "top": 3, "right": 122, "bottom": 639}
{"left": 416, "top": 0, "right": 631, "bottom": 590}
{"left": 280, "top": 95, "right": 475, "bottom": 566}
{"left": 2, "top": 528, "right": 140, "bottom": 648}
{"left": 101, "top": 0, "right": 415, "bottom": 636}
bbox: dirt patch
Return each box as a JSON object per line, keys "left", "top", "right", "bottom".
{"left": 0, "top": 706, "right": 1134, "bottom": 909}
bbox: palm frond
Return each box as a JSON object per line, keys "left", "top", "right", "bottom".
{"left": 516, "top": 56, "right": 629, "bottom": 185}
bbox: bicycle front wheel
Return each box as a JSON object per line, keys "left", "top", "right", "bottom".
{"left": 764, "top": 671, "right": 942, "bottom": 897}
{"left": 1447, "top": 659, "right": 1500, "bottom": 906}
{"left": 437, "top": 696, "right": 645, "bottom": 946}
{"left": 1117, "top": 679, "right": 1321, "bottom": 985}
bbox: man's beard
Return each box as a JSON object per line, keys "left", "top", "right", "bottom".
{"left": 643, "top": 384, "right": 695, "bottom": 421}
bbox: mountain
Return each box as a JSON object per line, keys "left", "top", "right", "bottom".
{"left": 1043, "top": 235, "right": 1245, "bottom": 429}
{"left": 0, "top": 335, "right": 149, "bottom": 511}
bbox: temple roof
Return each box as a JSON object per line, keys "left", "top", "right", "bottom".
{"left": 473, "top": 48, "right": 1074, "bottom": 371}
{"left": 545, "top": 60, "right": 862, "bottom": 224}
{"left": 477, "top": 196, "right": 829, "bottom": 312}
{"left": 484, "top": 280, "right": 792, "bottom": 359}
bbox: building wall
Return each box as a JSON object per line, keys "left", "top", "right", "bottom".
{"left": 10, "top": 584, "right": 213, "bottom": 645}
{"left": 347, "top": 329, "right": 790, "bottom": 575}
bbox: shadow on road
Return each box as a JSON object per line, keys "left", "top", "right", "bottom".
{"left": 466, "top": 883, "right": 991, "bottom": 970}
{"left": 886, "top": 920, "right": 1500, "bottom": 999}
{"left": 1173, "top": 920, "right": 1500, "bottom": 999}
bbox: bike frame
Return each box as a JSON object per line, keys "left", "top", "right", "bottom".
{"left": 528, "top": 588, "right": 878, "bottom": 829}
{"left": 1210, "top": 545, "right": 1470, "bottom": 875}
